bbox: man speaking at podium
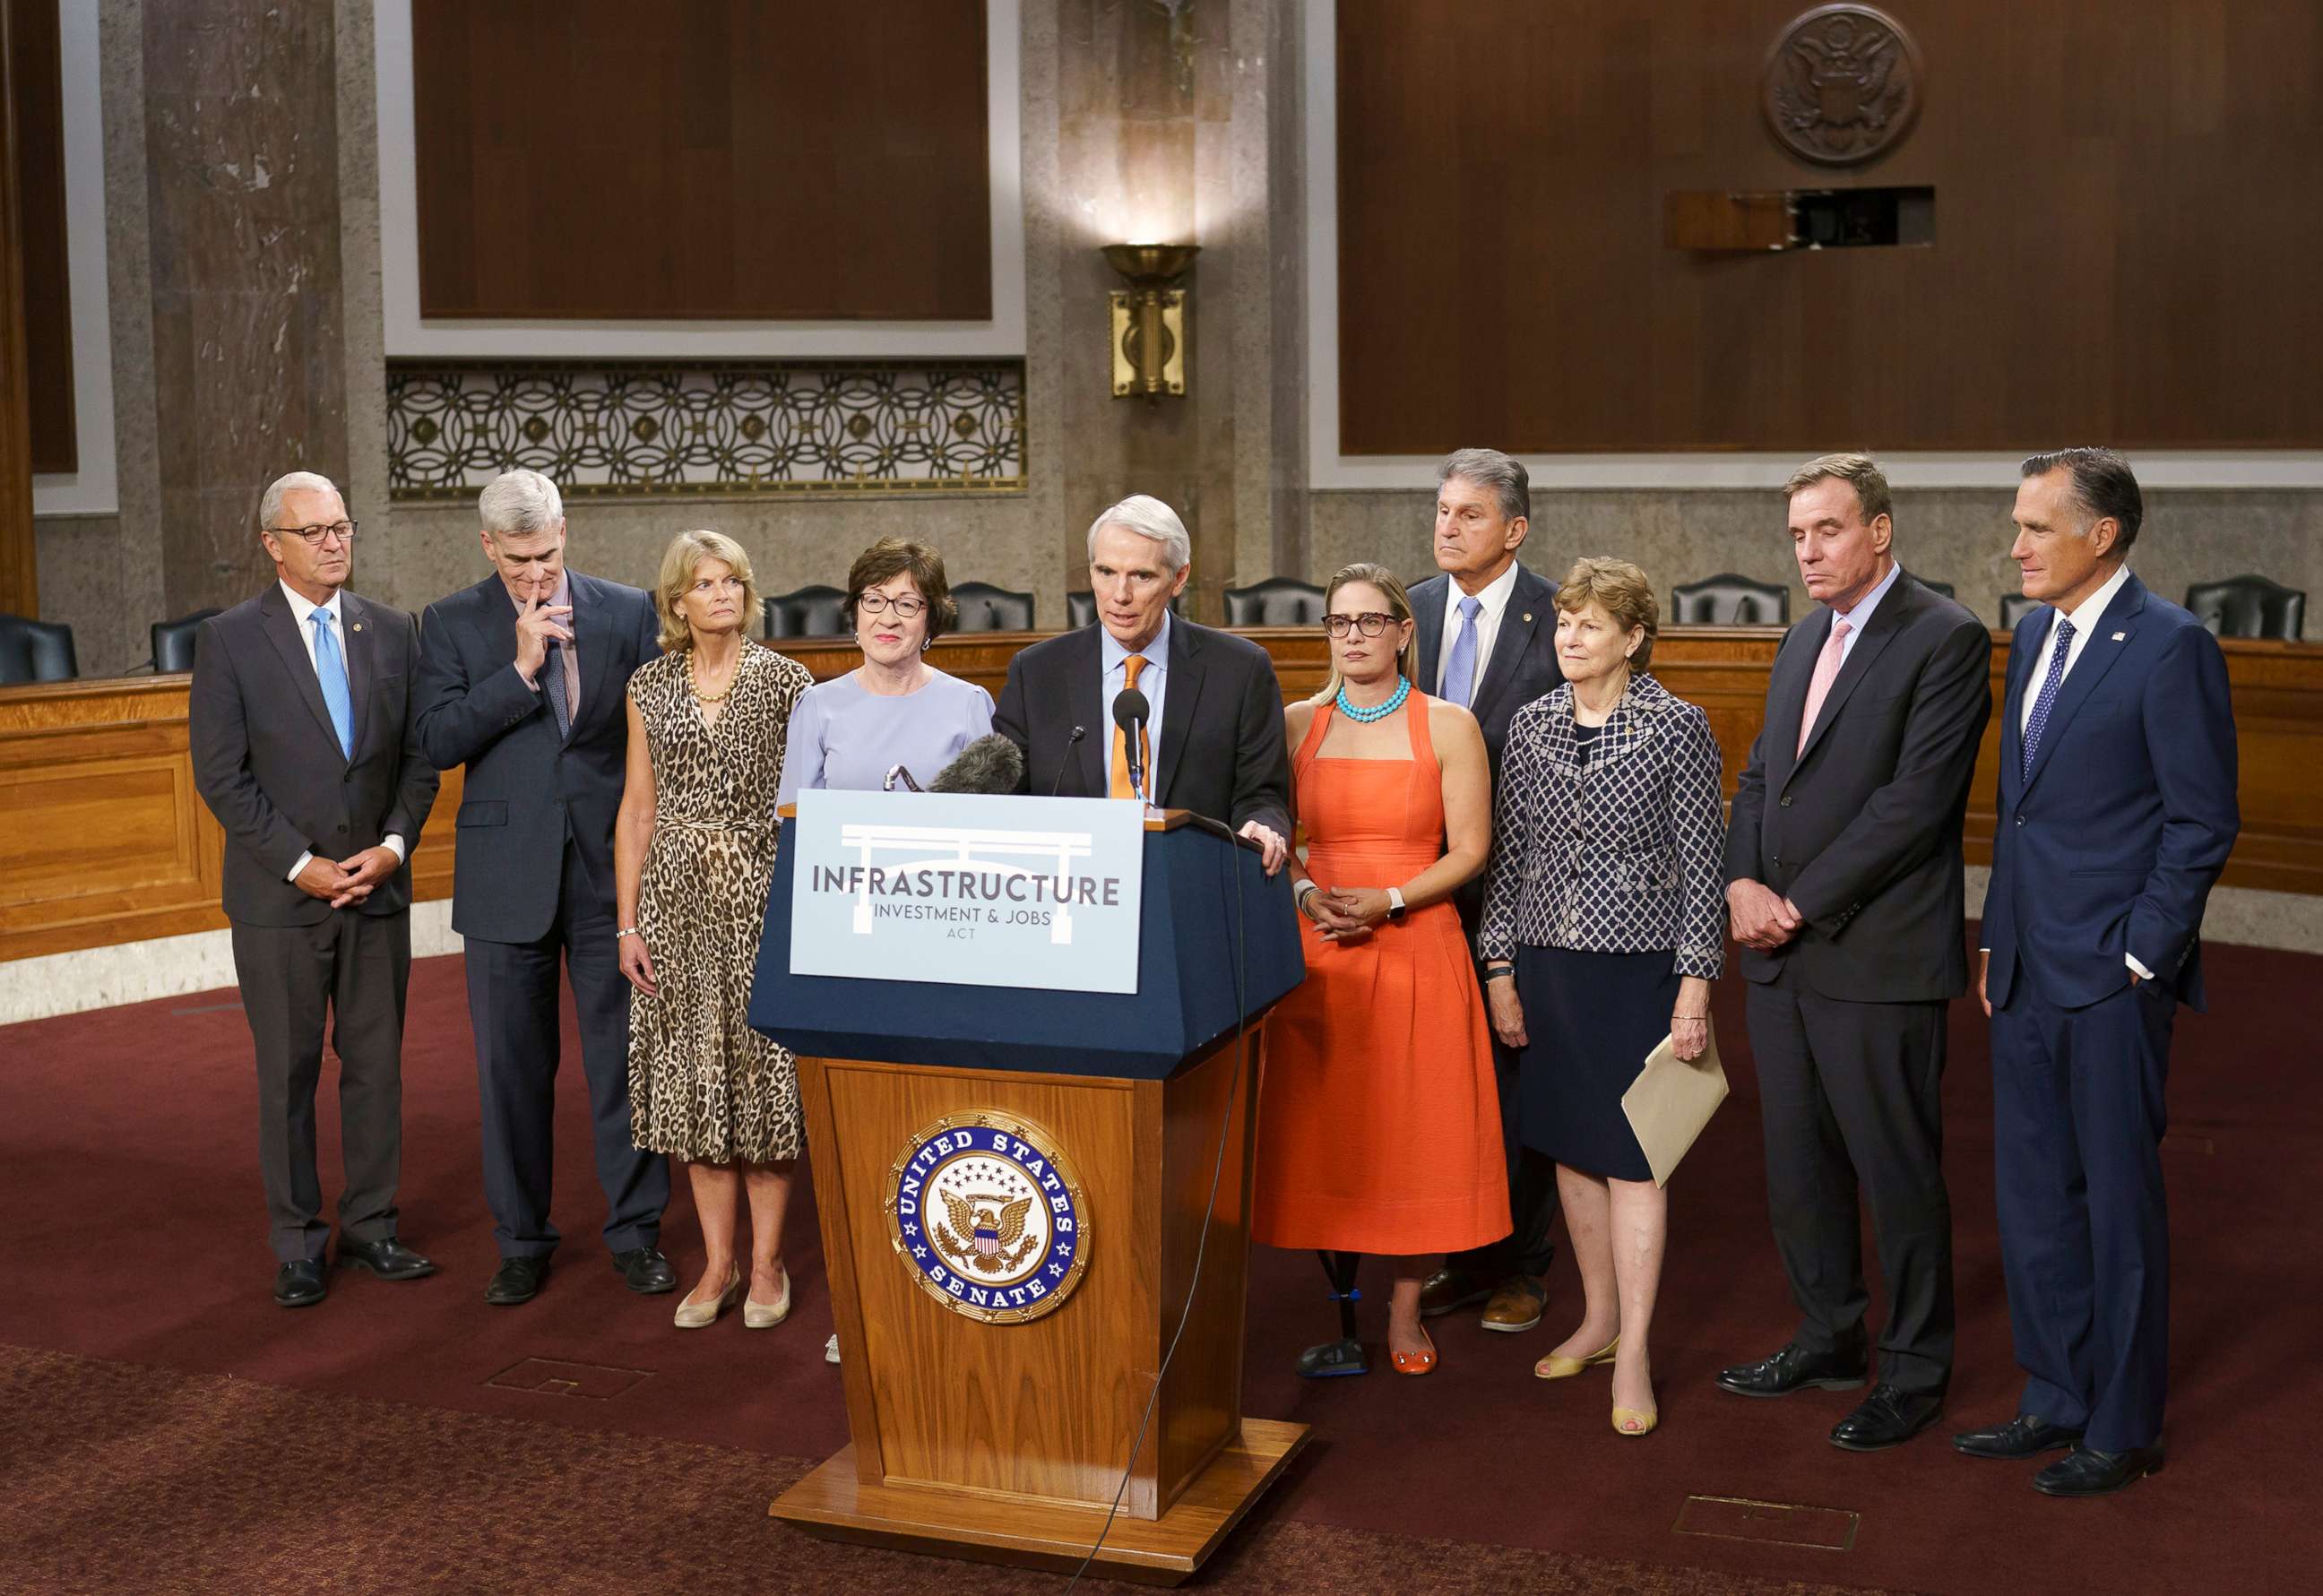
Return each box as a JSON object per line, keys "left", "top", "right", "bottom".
{"left": 995, "top": 495, "right": 1292, "bottom": 873}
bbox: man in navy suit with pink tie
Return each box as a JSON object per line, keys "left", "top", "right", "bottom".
{"left": 1956, "top": 449, "right": 2239, "bottom": 1497}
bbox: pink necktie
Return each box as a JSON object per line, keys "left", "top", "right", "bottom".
{"left": 1796, "top": 617, "right": 1851, "bottom": 755}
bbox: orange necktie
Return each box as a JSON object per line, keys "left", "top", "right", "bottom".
{"left": 1109, "top": 653, "right": 1151, "bottom": 800}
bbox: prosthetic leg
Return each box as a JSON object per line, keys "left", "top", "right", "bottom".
{"left": 1295, "top": 1250, "right": 1368, "bottom": 1377}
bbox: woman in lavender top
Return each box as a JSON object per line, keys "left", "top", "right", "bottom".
{"left": 777, "top": 538, "right": 996, "bottom": 807}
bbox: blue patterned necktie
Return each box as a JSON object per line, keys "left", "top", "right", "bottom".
{"left": 1442, "top": 594, "right": 1483, "bottom": 707}
{"left": 2019, "top": 616, "right": 2076, "bottom": 778}
{"left": 309, "top": 609, "right": 355, "bottom": 759}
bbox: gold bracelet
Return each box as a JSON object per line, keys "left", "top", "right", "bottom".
{"left": 1671, "top": 1012, "right": 1706, "bottom": 1021}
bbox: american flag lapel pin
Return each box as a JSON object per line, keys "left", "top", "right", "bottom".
{"left": 2111, "top": 631, "right": 2124, "bottom": 641}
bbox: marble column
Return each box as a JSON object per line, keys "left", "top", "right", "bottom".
{"left": 143, "top": 0, "right": 347, "bottom": 617}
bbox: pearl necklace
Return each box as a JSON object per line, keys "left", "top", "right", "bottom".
{"left": 689, "top": 651, "right": 738, "bottom": 705}
{"left": 1335, "top": 675, "right": 1410, "bottom": 722}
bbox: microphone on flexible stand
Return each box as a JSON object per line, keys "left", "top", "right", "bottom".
{"left": 1113, "top": 688, "right": 1152, "bottom": 805}
{"left": 881, "top": 763, "right": 923, "bottom": 792}
{"left": 1049, "top": 725, "right": 1085, "bottom": 797}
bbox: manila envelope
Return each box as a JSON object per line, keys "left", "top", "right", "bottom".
{"left": 1620, "top": 1021, "right": 1729, "bottom": 1187}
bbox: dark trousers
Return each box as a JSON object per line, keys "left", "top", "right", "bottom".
{"left": 1446, "top": 970, "right": 1559, "bottom": 1281}
{"left": 1991, "top": 971, "right": 2173, "bottom": 1452}
{"left": 463, "top": 841, "right": 667, "bottom": 1259}
{"left": 1747, "top": 975, "right": 1954, "bottom": 1393}
{"left": 231, "top": 910, "right": 411, "bottom": 1264}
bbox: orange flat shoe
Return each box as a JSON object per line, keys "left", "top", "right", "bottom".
{"left": 1390, "top": 1331, "right": 1438, "bottom": 1376}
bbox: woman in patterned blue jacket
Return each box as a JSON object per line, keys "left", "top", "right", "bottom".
{"left": 1477, "top": 556, "right": 1727, "bottom": 1436}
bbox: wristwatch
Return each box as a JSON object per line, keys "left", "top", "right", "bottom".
{"left": 1386, "top": 886, "right": 1408, "bottom": 922}
{"left": 1294, "top": 882, "right": 1320, "bottom": 919}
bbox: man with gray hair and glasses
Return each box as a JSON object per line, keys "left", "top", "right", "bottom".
{"left": 190, "top": 471, "right": 440, "bottom": 1307}
{"left": 994, "top": 493, "right": 1292, "bottom": 865}
{"left": 414, "top": 469, "right": 674, "bottom": 1307}
{"left": 1409, "top": 448, "right": 1567, "bottom": 1337}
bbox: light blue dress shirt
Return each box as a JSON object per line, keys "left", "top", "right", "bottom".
{"left": 1101, "top": 609, "right": 1170, "bottom": 799}
{"left": 1827, "top": 558, "right": 1903, "bottom": 664}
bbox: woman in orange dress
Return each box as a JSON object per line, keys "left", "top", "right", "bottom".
{"left": 1254, "top": 563, "right": 1510, "bottom": 1377}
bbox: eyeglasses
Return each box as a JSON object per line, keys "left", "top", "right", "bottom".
{"left": 267, "top": 521, "right": 358, "bottom": 546}
{"left": 857, "top": 593, "right": 927, "bottom": 619}
{"left": 1323, "top": 612, "right": 1396, "bottom": 638}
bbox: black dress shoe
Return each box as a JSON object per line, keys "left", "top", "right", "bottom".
{"left": 485, "top": 1255, "right": 548, "bottom": 1307}
{"left": 1830, "top": 1383, "right": 1945, "bottom": 1451}
{"left": 1715, "top": 1341, "right": 1869, "bottom": 1398}
{"left": 1954, "top": 1414, "right": 2084, "bottom": 1460}
{"left": 612, "top": 1247, "right": 677, "bottom": 1295}
{"left": 273, "top": 1257, "right": 328, "bottom": 1308}
{"left": 2034, "top": 1445, "right": 2163, "bottom": 1497}
{"left": 338, "top": 1238, "right": 439, "bottom": 1281}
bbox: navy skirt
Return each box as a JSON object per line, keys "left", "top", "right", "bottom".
{"left": 1515, "top": 945, "right": 1680, "bottom": 1183}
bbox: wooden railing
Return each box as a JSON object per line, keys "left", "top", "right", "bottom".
{"left": 5, "top": 628, "right": 2318, "bottom": 962}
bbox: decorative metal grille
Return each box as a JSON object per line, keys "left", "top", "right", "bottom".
{"left": 386, "top": 360, "right": 1024, "bottom": 502}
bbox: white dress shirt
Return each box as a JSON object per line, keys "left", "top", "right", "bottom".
{"left": 1987, "top": 561, "right": 2148, "bottom": 980}
{"left": 1101, "top": 609, "right": 1170, "bottom": 801}
{"left": 279, "top": 579, "right": 405, "bottom": 883}
{"left": 1435, "top": 557, "right": 1524, "bottom": 699}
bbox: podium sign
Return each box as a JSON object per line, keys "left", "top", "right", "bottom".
{"left": 789, "top": 790, "right": 1146, "bottom": 994}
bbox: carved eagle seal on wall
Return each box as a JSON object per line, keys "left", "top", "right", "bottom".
{"left": 1764, "top": 4, "right": 1924, "bottom": 166}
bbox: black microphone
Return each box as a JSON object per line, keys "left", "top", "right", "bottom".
{"left": 1113, "top": 688, "right": 1151, "bottom": 802}
{"left": 928, "top": 733, "right": 1025, "bottom": 794}
{"left": 1049, "top": 725, "right": 1085, "bottom": 797}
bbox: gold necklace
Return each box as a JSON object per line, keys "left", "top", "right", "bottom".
{"left": 689, "top": 650, "right": 738, "bottom": 704}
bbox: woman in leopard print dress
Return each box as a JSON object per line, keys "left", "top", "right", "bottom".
{"left": 615, "top": 530, "right": 814, "bottom": 1331}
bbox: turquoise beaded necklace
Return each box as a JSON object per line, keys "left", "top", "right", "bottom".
{"left": 1335, "top": 674, "right": 1410, "bottom": 723}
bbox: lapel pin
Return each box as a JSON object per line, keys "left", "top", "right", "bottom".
{"left": 351, "top": 622, "right": 363, "bottom": 633}
{"left": 1523, "top": 612, "right": 1533, "bottom": 624}
{"left": 2111, "top": 631, "right": 2124, "bottom": 641}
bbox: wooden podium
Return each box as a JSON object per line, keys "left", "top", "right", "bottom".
{"left": 748, "top": 809, "right": 1308, "bottom": 1584}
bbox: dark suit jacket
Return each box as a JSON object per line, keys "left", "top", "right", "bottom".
{"left": 992, "top": 618, "right": 1293, "bottom": 840}
{"left": 1982, "top": 574, "right": 2238, "bottom": 1013}
{"left": 1723, "top": 570, "right": 1992, "bottom": 1003}
{"left": 1412, "top": 562, "right": 1563, "bottom": 933}
{"left": 413, "top": 570, "right": 661, "bottom": 943}
{"left": 189, "top": 585, "right": 438, "bottom": 927}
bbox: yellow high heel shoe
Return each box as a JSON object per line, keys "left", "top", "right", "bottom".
{"left": 1534, "top": 1333, "right": 1619, "bottom": 1380}
{"left": 1612, "top": 1402, "right": 1659, "bottom": 1436}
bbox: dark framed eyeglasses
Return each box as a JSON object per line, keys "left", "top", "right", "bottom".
{"left": 857, "top": 592, "right": 928, "bottom": 619}
{"left": 267, "top": 520, "right": 358, "bottom": 546}
{"left": 1323, "top": 612, "right": 1395, "bottom": 638}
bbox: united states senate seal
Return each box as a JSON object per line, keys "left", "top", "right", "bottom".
{"left": 884, "top": 1111, "right": 1091, "bottom": 1324}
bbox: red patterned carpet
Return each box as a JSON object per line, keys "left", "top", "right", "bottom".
{"left": 2, "top": 939, "right": 2315, "bottom": 1592}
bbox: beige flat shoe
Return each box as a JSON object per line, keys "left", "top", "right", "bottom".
{"left": 743, "top": 1268, "right": 791, "bottom": 1329}
{"left": 673, "top": 1264, "right": 741, "bottom": 1330}
{"left": 1535, "top": 1333, "right": 1620, "bottom": 1380}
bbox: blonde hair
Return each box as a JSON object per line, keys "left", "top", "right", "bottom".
{"left": 654, "top": 529, "right": 760, "bottom": 651}
{"left": 1320, "top": 562, "right": 1418, "bottom": 699}
{"left": 1556, "top": 556, "right": 1659, "bottom": 669}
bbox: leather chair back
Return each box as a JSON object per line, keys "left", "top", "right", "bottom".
{"left": 2185, "top": 574, "right": 2305, "bottom": 640}
{"left": 1669, "top": 574, "right": 1791, "bottom": 625}
{"left": 1222, "top": 577, "right": 1328, "bottom": 627}
{"left": 2000, "top": 593, "right": 2042, "bottom": 628}
{"left": 763, "top": 586, "right": 850, "bottom": 640}
{"left": 151, "top": 608, "right": 221, "bottom": 673}
{"left": 0, "top": 614, "right": 78, "bottom": 685}
{"left": 949, "top": 582, "right": 1035, "bottom": 632}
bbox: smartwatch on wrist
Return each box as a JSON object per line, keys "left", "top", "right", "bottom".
{"left": 1386, "top": 886, "right": 1408, "bottom": 922}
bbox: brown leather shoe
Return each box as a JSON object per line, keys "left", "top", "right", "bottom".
{"left": 1481, "top": 1274, "right": 1548, "bottom": 1333}
{"left": 1418, "top": 1268, "right": 1493, "bottom": 1319}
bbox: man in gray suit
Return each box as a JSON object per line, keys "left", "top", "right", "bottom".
{"left": 190, "top": 471, "right": 440, "bottom": 1307}
{"left": 1410, "top": 448, "right": 1567, "bottom": 1337}
{"left": 414, "top": 470, "right": 672, "bottom": 1307}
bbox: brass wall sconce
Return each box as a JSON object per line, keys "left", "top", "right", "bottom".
{"left": 1103, "top": 244, "right": 1198, "bottom": 399}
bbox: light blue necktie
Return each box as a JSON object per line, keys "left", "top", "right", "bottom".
{"left": 2020, "top": 617, "right": 2075, "bottom": 779}
{"left": 310, "top": 609, "right": 355, "bottom": 759}
{"left": 1441, "top": 594, "right": 1482, "bottom": 707}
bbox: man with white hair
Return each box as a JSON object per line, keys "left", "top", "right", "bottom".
{"left": 994, "top": 494, "right": 1291, "bottom": 867}
{"left": 190, "top": 471, "right": 440, "bottom": 1307}
{"left": 413, "top": 469, "right": 673, "bottom": 1307}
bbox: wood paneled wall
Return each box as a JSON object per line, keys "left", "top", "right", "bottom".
{"left": 7, "top": 631, "right": 2319, "bottom": 963}
{"left": 410, "top": 1, "right": 992, "bottom": 321}
{"left": 1335, "top": 0, "right": 2323, "bottom": 453}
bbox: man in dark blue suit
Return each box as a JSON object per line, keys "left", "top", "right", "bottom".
{"left": 414, "top": 470, "right": 674, "bottom": 1307}
{"left": 1408, "top": 449, "right": 1567, "bottom": 1336}
{"left": 1956, "top": 449, "right": 2238, "bottom": 1497}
